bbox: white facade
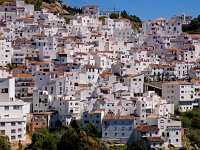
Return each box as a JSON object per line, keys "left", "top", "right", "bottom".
{"left": 162, "top": 81, "right": 195, "bottom": 112}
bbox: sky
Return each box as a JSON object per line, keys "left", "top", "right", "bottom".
{"left": 64, "top": 0, "right": 200, "bottom": 21}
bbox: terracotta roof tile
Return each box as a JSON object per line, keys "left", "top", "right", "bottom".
{"left": 103, "top": 115, "right": 134, "bottom": 120}
{"left": 136, "top": 125, "right": 159, "bottom": 132}
{"left": 147, "top": 136, "right": 164, "bottom": 142}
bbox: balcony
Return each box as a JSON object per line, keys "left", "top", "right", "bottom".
{"left": 15, "top": 83, "right": 34, "bottom": 87}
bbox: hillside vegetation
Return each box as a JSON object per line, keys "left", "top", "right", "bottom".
{"left": 109, "top": 10, "right": 142, "bottom": 29}
{"left": 182, "top": 15, "right": 200, "bottom": 34}
{"left": 176, "top": 108, "right": 200, "bottom": 149}
{"left": 25, "top": 0, "right": 81, "bottom": 16}
{"left": 0, "top": 0, "right": 15, "bottom": 5}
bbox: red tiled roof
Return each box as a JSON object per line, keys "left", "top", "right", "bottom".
{"left": 147, "top": 136, "right": 164, "bottom": 142}
{"left": 136, "top": 125, "right": 159, "bottom": 132}
{"left": 103, "top": 115, "right": 134, "bottom": 120}
{"left": 57, "top": 51, "right": 66, "bottom": 55}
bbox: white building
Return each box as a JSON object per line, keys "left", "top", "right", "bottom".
{"left": 102, "top": 115, "right": 135, "bottom": 143}
{"left": 0, "top": 77, "right": 27, "bottom": 141}
{"left": 172, "top": 13, "right": 192, "bottom": 25}
{"left": 162, "top": 81, "right": 196, "bottom": 112}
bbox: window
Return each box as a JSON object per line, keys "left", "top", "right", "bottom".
{"left": 1, "top": 88, "right": 8, "bottom": 93}
{"left": 11, "top": 122, "right": 15, "bottom": 126}
{"left": 0, "top": 123, "right": 5, "bottom": 127}
{"left": 176, "top": 139, "right": 179, "bottom": 142}
{"left": 13, "top": 106, "right": 22, "bottom": 110}
{"left": 18, "top": 128, "right": 22, "bottom": 132}
{"left": 18, "top": 135, "right": 22, "bottom": 138}
{"left": 162, "top": 132, "right": 165, "bottom": 137}
{"left": 167, "top": 132, "right": 169, "bottom": 137}
{"left": 114, "top": 133, "right": 117, "bottom": 136}
{"left": 160, "top": 120, "right": 164, "bottom": 123}
{"left": 176, "top": 132, "right": 178, "bottom": 135}
{"left": 122, "top": 133, "right": 124, "bottom": 136}
{"left": 11, "top": 129, "right": 16, "bottom": 133}
{"left": 11, "top": 136, "right": 15, "bottom": 140}
{"left": 4, "top": 106, "right": 9, "bottom": 110}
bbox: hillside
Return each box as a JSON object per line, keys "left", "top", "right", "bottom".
{"left": 29, "top": 0, "right": 82, "bottom": 18}
{"left": 182, "top": 16, "right": 200, "bottom": 34}
{"left": 0, "top": 0, "right": 15, "bottom": 5}
{"left": 0, "top": 0, "right": 141, "bottom": 28}
{"left": 41, "top": 1, "right": 68, "bottom": 15}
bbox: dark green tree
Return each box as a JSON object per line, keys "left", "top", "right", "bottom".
{"left": 0, "top": 135, "right": 11, "bottom": 150}
{"left": 30, "top": 128, "right": 57, "bottom": 150}
{"left": 121, "top": 10, "right": 129, "bottom": 18}
{"left": 17, "top": 140, "right": 23, "bottom": 150}
{"left": 99, "top": 16, "right": 106, "bottom": 24}
{"left": 57, "top": 127, "right": 100, "bottom": 150}
{"left": 191, "top": 117, "right": 200, "bottom": 129}
{"left": 110, "top": 13, "right": 119, "bottom": 19}
{"left": 57, "top": 127, "right": 80, "bottom": 150}
{"left": 127, "top": 140, "right": 148, "bottom": 150}
{"left": 55, "top": 120, "right": 62, "bottom": 128}
{"left": 180, "top": 117, "right": 191, "bottom": 128}
{"left": 70, "top": 120, "right": 79, "bottom": 130}
{"left": 80, "top": 123, "right": 101, "bottom": 138}
{"left": 186, "top": 129, "right": 200, "bottom": 147}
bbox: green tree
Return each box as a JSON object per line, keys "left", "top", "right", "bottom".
{"left": 55, "top": 120, "right": 62, "bottom": 128}
{"left": 186, "top": 129, "right": 200, "bottom": 147}
{"left": 80, "top": 123, "right": 101, "bottom": 138}
{"left": 0, "top": 135, "right": 11, "bottom": 150}
{"left": 57, "top": 127, "right": 100, "bottom": 150}
{"left": 31, "top": 128, "right": 57, "bottom": 150}
{"left": 121, "top": 10, "right": 129, "bottom": 18}
{"left": 127, "top": 140, "right": 148, "bottom": 150}
{"left": 57, "top": 127, "right": 80, "bottom": 150}
{"left": 18, "top": 140, "right": 23, "bottom": 150}
{"left": 64, "top": 17, "right": 70, "bottom": 24}
{"left": 191, "top": 117, "right": 200, "bottom": 129}
{"left": 6, "top": 63, "right": 15, "bottom": 73}
{"left": 110, "top": 13, "right": 119, "bottom": 19}
{"left": 182, "top": 17, "right": 200, "bottom": 34}
{"left": 99, "top": 16, "right": 106, "bottom": 24}
{"left": 180, "top": 117, "right": 191, "bottom": 128}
